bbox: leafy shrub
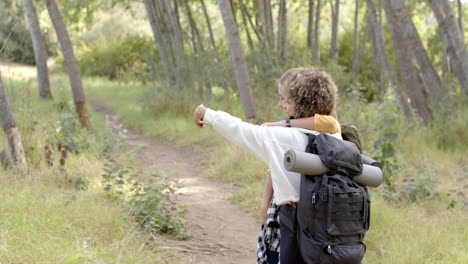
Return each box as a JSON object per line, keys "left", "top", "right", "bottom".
{"left": 101, "top": 158, "right": 188, "bottom": 236}
{"left": 72, "top": 36, "right": 158, "bottom": 81}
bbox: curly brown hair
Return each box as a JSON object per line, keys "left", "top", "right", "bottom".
{"left": 280, "top": 67, "right": 338, "bottom": 118}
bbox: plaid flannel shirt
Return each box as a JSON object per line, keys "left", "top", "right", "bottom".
{"left": 256, "top": 195, "right": 281, "bottom": 264}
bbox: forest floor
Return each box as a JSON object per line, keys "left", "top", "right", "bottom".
{"left": 91, "top": 100, "right": 258, "bottom": 264}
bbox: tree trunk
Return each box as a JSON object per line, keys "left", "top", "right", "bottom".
{"left": 217, "top": 0, "right": 257, "bottom": 120}
{"left": 44, "top": 0, "right": 91, "bottom": 129}
{"left": 143, "top": 0, "right": 176, "bottom": 83}
{"left": 162, "top": 0, "right": 187, "bottom": 89}
{"left": 382, "top": 0, "right": 432, "bottom": 122}
{"left": 277, "top": 0, "right": 287, "bottom": 64}
{"left": 183, "top": 0, "right": 204, "bottom": 53}
{"left": 201, "top": 0, "right": 217, "bottom": 50}
{"left": 312, "top": 0, "right": 322, "bottom": 64}
{"left": 367, "top": 0, "right": 411, "bottom": 118}
{"left": 351, "top": 0, "right": 360, "bottom": 76}
{"left": 0, "top": 71, "right": 26, "bottom": 165}
{"left": 307, "top": 0, "right": 315, "bottom": 49}
{"left": 390, "top": 0, "right": 441, "bottom": 106}
{"left": 457, "top": 0, "right": 464, "bottom": 42}
{"left": 259, "top": 0, "right": 274, "bottom": 51}
{"left": 428, "top": 0, "right": 468, "bottom": 95}
{"left": 239, "top": 0, "right": 255, "bottom": 52}
{"left": 329, "top": 0, "right": 340, "bottom": 62}
{"left": 239, "top": 0, "right": 264, "bottom": 43}
{"left": 24, "top": 0, "right": 51, "bottom": 99}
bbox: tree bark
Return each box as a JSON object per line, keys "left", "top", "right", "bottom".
{"left": 24, "top": 0, "right": 51, "bottom": 99}
{"left": 277, "top": 0, "right": 287, "bottom": 64}
{"left": 183, "top": 0, "right": 204, "bottom": 53}
{"left": 367, "top": 0, "right": 411, "bottom": 118}
{"left": 239, "top": 0, "right": 255, "bottom": 52}
{"left": 390, "top": 0, "right": 441, "bottom": 106}
{"left": 143, "top": 0, "right": 176, "bottom": 83}
{"left": 217, "top": 0, "right": 257, "bottom": 120}
{"left": 351, "top": 0, "right": 360, "bottom": 76}
{"left": 162, "top": 0, "right": 187, "bottom": 89}
{"left": 312, "top": 0, "right": 322, "bottom": 64}
{"left": 44, "top": 0, "right": 91, "bottom": 129}
{"left": 457, "top": 0, "right": 464, "bottom": 42}
{"left": 428, "top": 0, "right": 468, "bottom": 95}
{"left": 329, "top": 0, "right": 340, "bottom": 62}
{"left": 200, "top": 0, "right": 217, "bottom": 50}
{"left": 382, "top": 0, "right": 432, "bottom": 122}
{"left": 307, "top": 0, "right": 315, "bottom": 49}
{"left": 259, "top": 0, "right": 274, "bottom": 51}
{"left": 0, "top": 71, "right": 26, "bottom": 165}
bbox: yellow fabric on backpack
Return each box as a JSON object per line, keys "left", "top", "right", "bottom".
{"left": 314, "top": 114, "right": 342, "bottom": 134}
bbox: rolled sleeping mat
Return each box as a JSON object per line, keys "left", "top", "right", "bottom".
{"left": 284, "top": 149, "right": 383, "bottom": 188}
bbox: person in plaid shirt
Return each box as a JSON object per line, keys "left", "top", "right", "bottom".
{"left": 194, "top": 67, "right": 341, "bottom": 264}
{"left": 257, "top": 118, "right": 341, "bottom": 264}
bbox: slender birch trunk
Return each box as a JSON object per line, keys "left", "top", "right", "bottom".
{"left": 329, "top": 0, "right": 340, "bottom": 62}
{"left": 162, "top": 0, "right": 187, "bottom": 89}
{"left": 217, "top": 0, "right": 257, "bottom": 120}
{"left": 0, "top": 71, "right": 26, "bottom": 165}
{"left": 391, "top": 0, "right": 441, "bottom": 105}
{"left": 201, "top": 0, "right": 217, "bottom": 50}
{"left": 44, "top": 0, "right": 91, "bottom": 129}
{"left": 367, "top": 0, "right": 411, "bottom": 118}
{"left": 143, "top": 0, "right": 176, "bottom": 83}
{"left": 457, "top": 0, "right": 464, "bottom": 42}
{"left": 382, "top": 0, "right": 432, "bottom": 122}
{"left": 307, "top": 0, "right": 315, "bottom": 49}
{"left": 277, "top": 0, "right": 287, "bottom": 64}
{"left": 312, "top": 0, "right": 322, "bottom": 64}
{"left": 351, "top": 0, "right": 360, "bottom": 76}
{"left": 24, "top": 0, "right": 51, "bottom": 99}
{"left": 428, "top": 0, "right": 468, "bottom": 95}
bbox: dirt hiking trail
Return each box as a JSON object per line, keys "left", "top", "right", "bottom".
{"left": 91, "top": 100, "right": 259, "bottom": 264}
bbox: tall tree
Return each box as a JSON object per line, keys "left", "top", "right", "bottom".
{"left": 217, "top": 0, "right": 257, "bottom": 120}
{"left": 258, "top": 0, "right": 274, "bottom": 51}
{"left": 312, "top": 0, "right": 322, "bottom": 64}
{"left": 24, "top": 0, "right": 51, "bottom": 99}
{"left": 44, "top": 0, "right": 91, "bottom": 129}
{"left": 382, "top": 0, "right": 432, "bottom": 122}
{"left": 162, "top": 0, "right": 187, "bottom": 89}
{"left": 457, "top": 0, "right": 464, "bottom": 42}
{"left": 428, "top": 0, "right": 468, "bottom": 95}
{"left": 351, "top": 0, "right": 360, "bottom": 76}
{"left": 277, "top": 0, "right": 287, "bottom": 63}
{"left": 183, "top": 0, "right": 204, "bottom": 53}
{"left": 329, "top": 0, "right": 340, "bottom": 61}
{"left": 0, "top": 71, "right": 26, "bottom": 165}
{"left": 201, "top": 0, "right": 217, "bottom": 50}
{"left": 390, "top": 0, "right": 441, "bottom": 105}
{"left": 307, "top": 0, "right": 315, "bottom": 49}
{"left": 143, "top": 0, "right": 176, "bottom": 83}
{"left": 367, "top": 0, "right": 411, "bottom": 118}
{"left": 239, "top": 0, "right": 255, "bottom": 52}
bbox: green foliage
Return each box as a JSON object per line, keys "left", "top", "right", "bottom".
{"left": 68, "top": 36, "right": 157, "bottom": 81}
{"left": 101, "top": 158, "right": 188, "bottom": 236}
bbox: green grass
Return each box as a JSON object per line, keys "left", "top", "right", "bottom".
{"left": 82, "top": 76, "right": 468, "bottom": 263}
{"left": 4, "top": 73, "right": 465, "bottom": 263}
{"left": 0, "top": 78, "right": 178, "bottom": 263}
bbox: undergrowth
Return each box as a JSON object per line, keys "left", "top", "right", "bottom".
{"left": 0, "top": 78, "right": 185, "bottom": 263}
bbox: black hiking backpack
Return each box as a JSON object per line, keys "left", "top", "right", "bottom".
{"left": 297, "top": 133, "right": 371, "bottom": 264}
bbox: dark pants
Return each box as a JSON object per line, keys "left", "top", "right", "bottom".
{"left": 266, "top": 245, "right": 279, "bottom": 264}
{"left": 278, "top": 205, "right": 306, "bottom": 264}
